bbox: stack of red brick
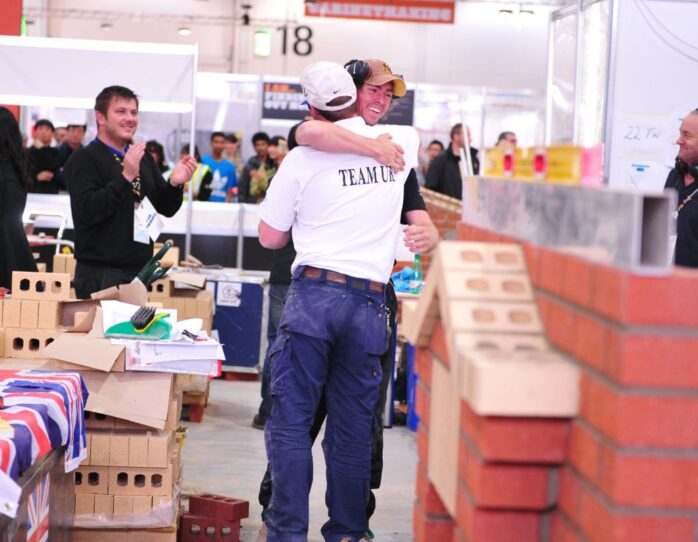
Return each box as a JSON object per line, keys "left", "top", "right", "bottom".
{"left": 179, "top": 494, "right": 248, "bottom": 542}
{"left": 455, "top": 221, "right": 698, "bottom": 541}
{"left": 402, "top": 241, "right": 580, "bottom": 542}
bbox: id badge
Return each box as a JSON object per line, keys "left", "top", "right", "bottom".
{"left": 134, "top": 196, "right": 164, "bottom": 242}
{"left": 133, "top": 202, "right": 150, "bottom": 244}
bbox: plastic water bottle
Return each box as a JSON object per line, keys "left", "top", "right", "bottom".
{"left": 410, "top": 253, "right": 423, "bottom": 294}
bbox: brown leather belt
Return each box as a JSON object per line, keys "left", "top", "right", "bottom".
{"left": 301, "top": 266, "right": 385, "bottom": 293}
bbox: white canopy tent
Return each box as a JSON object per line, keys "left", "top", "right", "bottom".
{"left": 0, "top": 35, "right": 199, "bottom": 255}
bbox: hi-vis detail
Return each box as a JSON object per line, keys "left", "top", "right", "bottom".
{"left": 339, "top": 165, "right": 395, "bottom": 187}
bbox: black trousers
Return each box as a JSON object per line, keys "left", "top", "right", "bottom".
{"left": 258, "top": 281, "right": 398, "bottom": 525}
{"left": 74, "top": 261, "right": 138, "bottom": 299}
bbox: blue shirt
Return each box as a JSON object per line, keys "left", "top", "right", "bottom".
{"left": 201, "top": 155, "right": 237, "bottom": 202}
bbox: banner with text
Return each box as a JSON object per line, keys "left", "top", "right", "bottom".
{"left": 305, "top": 0, "right": 455, "bottom": 24}
{"left": 262, "top": 81, "right": 308, "bottom": 121}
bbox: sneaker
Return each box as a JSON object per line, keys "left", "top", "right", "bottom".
{"left": 251, "top": 414, "right": 267, "bottom": 430}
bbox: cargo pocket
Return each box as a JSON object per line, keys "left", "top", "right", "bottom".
{"left": 363, "top": 300, "right": 389, "bottom": 356}
{"left": 268, "top": 334, "right": 292, "bottom": 397}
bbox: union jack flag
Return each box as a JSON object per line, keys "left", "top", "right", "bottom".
{"left": 26, "top": 472, "right": 50, "bottom": 542}
{"left": 0, "top": 370, "right": 87, "bottom": 519}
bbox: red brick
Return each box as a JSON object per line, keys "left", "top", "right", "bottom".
{"left": 415, "top": 381, "right": 431, "bottom": 430}
{"left": 581, "top": 372, "right": 698, "bottom": 449}
{"left": 571, "top": 312, "right": 608, "bottom": 373}
{"left": 460, "top": 401, "right": 570, "bottom": 464}
{"left": 522, "top": 243, "right": 540, "bottom": 288}
{"left": 456, "top": 222, "right": 472, "bottom": 241}
{"left": 415, "top": 347, "right": 433, "bottom": 390}
{"left": 568, "top": 421, "right": 602, "bottom": 487}
{"left": 543, "top": 296, "right": 577, "bottom": 354}
{"left": 451, "top": 526, "right": 467, "bottom": 542}
{"left": 573, "top": 421, "right": 698, "bottom": 509}
{"left": 455, "top": 482, "right": 541, "bottom": 542}
{"left": 458, "top": 436, "right": 555, "bottom": 510}
{"left": 576, "top": 475, "right": 696, "bottom": 542}
{"left": 607, "top": 330, "right": 698, "bottom": 389}
{"left": 593, "top": 265, "right": 698, "bottom": 327}
{"left": 561, "top": 254, "right": 595, "bottom": 309}
{"left": 538, "top": 247, "right": 565, "bottom": 296}
{"left": 557, "top": 468, "right": 582, "bottom": 526}
{"left": 413, "top": 499, "right": 454, "bottom": 542}
{"left": 550, "top": 511, "right": 585, "bottom": 542}
{"left": 417, "top": 426, "right": 429, "bottom": 465}
{"left": 428, "top": 320, "right": 450, "bottom": 368}
{"left": 416, "top": 463, "right": 450, "bottom": 518}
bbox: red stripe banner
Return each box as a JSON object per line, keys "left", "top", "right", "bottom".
{"left": 305, "top": 0, "right": 456, "bottom": 24}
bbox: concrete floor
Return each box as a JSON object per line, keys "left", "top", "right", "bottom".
{"left": 181, "top": 379, "right": 417, "bottom": 542}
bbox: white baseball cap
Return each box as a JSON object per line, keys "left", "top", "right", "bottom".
{"left": 300, "top": 61, "right": 357, "bottom": 112}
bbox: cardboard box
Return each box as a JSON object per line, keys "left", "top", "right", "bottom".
{"left": 81, "top": 372, "right": 175, "bottom": 430}
{"left": 12, "top": 271, "right": 71, "bottom": 301}
{"left": 74, "top": 466, "right": 109, "bottom": 494}
{"left": 85, "top": 411, "right": 115, "bottom": 430}
{"left": 43, "top": 334, "right": 125, "bottom": 372}
{"left": 19, "top": 300, "right": 39, "bottom": 328}
{"left": 169, "top": 272, "right": 207, "bottom": 290}
{"left": 38, "top": 301, "right": 61, "bottom": 329}
{"left": 2, "top": 300, "right": 20, "bottom": 328}
{"left": 0, "top": 328, "right": 4, "bottom": 358}
{"left": 4, "top": 328, "right": 60, "bottom": 359}
{"left": 86, "top": 395, "right": 181, "bottom": 433}
{"left": 72, "top": 526, "right": 176, "bottom": 542}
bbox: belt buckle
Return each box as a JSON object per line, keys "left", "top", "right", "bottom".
{"left": 349, "top": 278, "right": 365, "bottom": 290}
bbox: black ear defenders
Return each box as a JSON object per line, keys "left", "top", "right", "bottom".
{"left": 344, "top": 59, "right": 370, "bottom": 87}
{"left": 675, "top": 157, "right": 698, "bottom": 182}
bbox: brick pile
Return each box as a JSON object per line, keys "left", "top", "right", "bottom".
{"left": 456, "top": 221, "right": 698, "bottom": 541}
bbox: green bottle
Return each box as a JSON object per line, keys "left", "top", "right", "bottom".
{"left": 410, "top": 253, "right": 423, "bottom": 294}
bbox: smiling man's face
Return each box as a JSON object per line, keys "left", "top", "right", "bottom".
{"left": 356, "top": 82, "right": 394, "bottom": 126}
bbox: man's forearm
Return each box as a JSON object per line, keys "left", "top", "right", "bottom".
{"left": 404, "top": 209, "right": 439, "bottom": 254}
{"left": 296, "top": 120, "right": 377, "bottom": 157}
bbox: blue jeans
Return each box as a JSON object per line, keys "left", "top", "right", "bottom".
{"left": 258, "top": 283, "right": 290, "bottom": 422}
{"left": 264, "top": 268, "right": 388, "bottom": 542}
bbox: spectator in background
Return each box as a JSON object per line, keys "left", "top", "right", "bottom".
{"left": 495, "top": 131, "right": 517, "bottom": 149}
{"left": 418, "top": 139, "right": 444, "bottom": 185}
{"left": 201, "top": 131, "right": 237, "bottom": 203}
{"left": 55, "top": 123, "right": 86, "bottom": 190}
{"left": 425, "top": 123, "right": 478, "bottom": 199}
{"left": 224, "top": 133, "right": 245, "bottom": 178}
{"left": 28, "top": 118, "right": 60, "bottom": 194}
{"left": 54, "top": 126, "right": 67, "bottom": 146}
{"left": 0, "top": 106, "right": 38, "bottom": 289}
{"left": 238, "top": 131, "right": 274, "bottom": 203}
{"left": 146, "top": 140, "right": 170, "bottom": 177}
{"left": 249, "top": 135, "right": 287, "bottom": 203}
{"left": 179, "top": 144, "right": 213, "bottom": 201}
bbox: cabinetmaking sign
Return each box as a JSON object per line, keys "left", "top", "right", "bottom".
{"left": 305, "top": 0, "right": 455, "bottom": 24}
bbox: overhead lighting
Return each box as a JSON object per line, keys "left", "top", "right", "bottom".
{"left": 520, "top": 7, "right": 535, "bottom": 15}
{"left": 254, "top": 30, "right": 271, "bottom": 57}
{"left": 100, "top": 22, "right": 113, "bottom": 30}
{"left": 178, "top": 27, "right": 192, "bottom": 36}
{"left": 498, "top": 8, "right": 514, "bottom": 15}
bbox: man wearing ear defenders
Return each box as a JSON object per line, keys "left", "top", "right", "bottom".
{"left": 256, "top": 59, "right": 438, "bottom": 541}
{"left": 665, "top": 108, "right": 698, "bottom": 268}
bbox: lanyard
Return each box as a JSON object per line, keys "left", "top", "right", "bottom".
{"left": 676, "top": 185, "right": 698, "bottom": 216}
{"left": 95, "top": 138, "right": 142, "bottom": 199}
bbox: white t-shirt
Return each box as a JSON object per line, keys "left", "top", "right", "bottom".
{"left": 259, "top": 117, "right": 419, "bottom": 283}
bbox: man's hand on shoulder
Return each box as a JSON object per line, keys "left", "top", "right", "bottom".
{"left": 122, "top": 142, "right": 145, "bottom": 182}
{"left": 374, "top": 134, "right": 405, "bottom": 172}
{"left": 169, "top": 156, "right": 197, "bottom": 187}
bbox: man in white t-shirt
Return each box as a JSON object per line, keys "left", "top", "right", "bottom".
{"left": 258, "top": 61, "right": 419, "bottom": 542}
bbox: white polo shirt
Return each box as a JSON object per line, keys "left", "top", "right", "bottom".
{"left": 259, "top": 116, "right": 419, "bottom": 283}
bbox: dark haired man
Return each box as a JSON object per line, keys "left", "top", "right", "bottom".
{"left": 426, "top": 122, "right": 479, "bottom": 199}
{"left": 495, "top": 130, "right": 517, "bottom": 149}
{"left": 666, "top": 109, "right": 698, "bottom": 267}
{"left": 55, "top": 123, "right": 87, "bottom": 190}
{"left": 239, "top": 131, "right": 275, "bottom": 203}
{"left": 201, "top": 131, "right": 237, "bottom": 202}
{"left": 259, "top": 60, "right": 420, "bottom": 542}
{"left": 64, "top": 85, "right": 196, "bottom": 298}
{"left": 29, "top": 118, "right": 59, "bottom": 194}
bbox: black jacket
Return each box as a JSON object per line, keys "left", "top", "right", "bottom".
{"left": 64, "top": 139, "right": 183, "bottom": 272}
{"left": 425, "top": 144, "right": 479, "bottom": 200}
{"left": 666, "top": 168, "right": 698, "bottom": 268}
